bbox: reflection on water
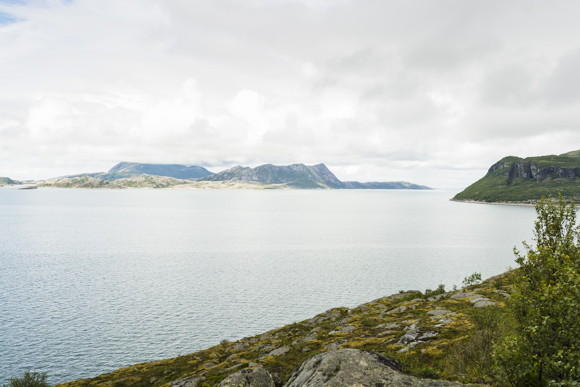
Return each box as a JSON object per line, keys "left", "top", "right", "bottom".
{"left": 0, "top": 188, "right": 536, "bottom": 384}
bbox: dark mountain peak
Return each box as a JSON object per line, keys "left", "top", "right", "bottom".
{"left": 200, "top": 163, "right": 344, "bottom": 188}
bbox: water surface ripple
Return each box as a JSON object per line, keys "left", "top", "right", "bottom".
{"left": 0, "top": 188, "right": 535, "bottom": 384}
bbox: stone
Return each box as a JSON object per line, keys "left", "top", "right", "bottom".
{"left": 169, "top": 376, "right": 205, "bottom": 387}
{"left": 435, "top": 317, "right": 453, "bottom": 327}
{"left": 474, "top": 300, "right": 498, "bottom": 308}
{"left": 324, "top": 339, "right": 348, "bottom": 350}
{"left": 427, "top": 309, "right": 454, "bottom": 318}
{"left": 294, "top": 328, "right": 319, "bottom": 344}
{"left": 376, "top": 322, "right": 399, "bottom": 329}
{"left": 226, "top": 364, "right": 243, "bottom": 371}
{"left": 396, "top": 327, "right": 420, "bottom": 345}
{"left": 203, "top": 362, "right": 217, "bottom": 369}
{"left": 450, "top": 291, "right": 479, "bottom": 300}
{"left": 419, "top": 331, "right": 438, "bottom": 340}
{"left": 266, "top": 346, "right": 290, "bottom": 357}
{"left": 283, "top": 349, "right": 482, "bottom": 387}
{"left": 386, "top": 305, "right": 408, "bottom": 314}
{"left": 226, "top": 354, "right": 237, "bottom": 362}
{"left": 218, "top": 366, "right": 275, "bottom": 387}
{"left": 233, "top": 342, "right": 249, "bottom": 351}
{"left": 328, "top": 326, "right": 355, "bottom": 335}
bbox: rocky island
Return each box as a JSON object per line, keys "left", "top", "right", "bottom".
{"left": 453, "top": 150, "right": 580, "bottom": 203}
{"left": 36, "top": 162, "right": 431, "bottom": 190}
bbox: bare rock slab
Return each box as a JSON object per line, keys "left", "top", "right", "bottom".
{"left": 218, "top": 366, "right": 275, "bottom": 387}
{"left": 283, "top": 349, "right": 484, "bottom": 387}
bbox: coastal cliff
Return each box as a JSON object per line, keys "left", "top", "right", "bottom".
{"left": 57, "top": 273, "right": 512, "bottom": 387}
{"left": 453, "top": 150, "right": 580, "bottom": 203}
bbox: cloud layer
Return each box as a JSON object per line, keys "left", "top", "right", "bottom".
{"left": 2, "top": 0, "right": 580, "bottom": 187}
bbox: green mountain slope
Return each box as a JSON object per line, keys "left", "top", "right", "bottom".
{"left": 453, "top": 151, "right": 580, "bottom": 203}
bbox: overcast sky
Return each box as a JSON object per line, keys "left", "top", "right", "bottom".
{"left": 2, "top": 0, "right": 580, "bottom": 188}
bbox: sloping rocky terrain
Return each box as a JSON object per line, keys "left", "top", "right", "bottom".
{"left": 57, "top": 273, "right": 512, "bottom": 387}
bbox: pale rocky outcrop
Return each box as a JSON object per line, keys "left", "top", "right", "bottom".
{"left": 218, "top": 366, "right": 275, "bottom": 387}
{"left": 282, "top": 349, "right": 484, "bottom": 387}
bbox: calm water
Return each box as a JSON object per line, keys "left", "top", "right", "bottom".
{"left": 0, "top": 188, "right": 536, "bottom": 384}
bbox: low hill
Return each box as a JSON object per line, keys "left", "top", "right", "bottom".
{"left": 453, "top": 151, "right": 580, "bottom": 203}
{"left": 0, "top": 177, "right": 19, "bottom": 186}
{"left": 38, "top": 175, "right": 190, "bottom": 189}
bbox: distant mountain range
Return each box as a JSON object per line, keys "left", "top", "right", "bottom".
{"left": 453, "top": 150, "right": 580, "bottom": 203}
{"left": 32, "top": 162, "right": 431, "bottom": 190}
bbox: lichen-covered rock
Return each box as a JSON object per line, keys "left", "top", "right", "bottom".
{"left": 169, "top": 376, "right": 205, "bottom": 387}
{"left": 283, "top": 349, "right": 483, "bottom": 387}
{"left": 218, "top": 366, "right": 275, "bottom": 387}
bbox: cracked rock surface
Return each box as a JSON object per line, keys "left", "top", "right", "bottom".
{"left": 283, "top": 349, "right": 484, "bottom": 387}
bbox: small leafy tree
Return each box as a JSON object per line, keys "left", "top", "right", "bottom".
{"left": 496, "top": 195, "right": 580, "bottom": 386}
{"left": 463, "top": 272, "right": 482, "bottom": 288}
{"left": 3, "top": 371, "right": 49, "bottom": 387}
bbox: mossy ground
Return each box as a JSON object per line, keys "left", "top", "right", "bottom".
{"left": 56, "top": 273, "right": 515, "bottom": 387}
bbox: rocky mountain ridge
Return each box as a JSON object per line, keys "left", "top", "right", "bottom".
{"left": 199, "top": 164, "right": 344, "bottom": 189}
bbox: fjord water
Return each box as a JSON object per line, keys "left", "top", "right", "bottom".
{"left": 0, "top": 188, "right": 536, "bottom": 384}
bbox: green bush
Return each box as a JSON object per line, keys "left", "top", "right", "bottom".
{"left": 495, "top": 195, "right": 580, "bottom": 386}
{"left": 3, "top": 371, "right": 49, "bottom": 387}
{"left": 462, "top": 272, "right": 482, "bottom": 288}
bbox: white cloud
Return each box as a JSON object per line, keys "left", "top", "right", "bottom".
{"left": 1, "top": 0, "right": 580, "bottom": 188}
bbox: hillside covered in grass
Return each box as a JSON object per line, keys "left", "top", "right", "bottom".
{"left": 56, "top": 272, "right": 513, "bottom": 387}
{"left": 0, "top": 177, "right": 19, "bottom": 186}
{"left": 453, "top": 150, "right": 580, "bottom": 203}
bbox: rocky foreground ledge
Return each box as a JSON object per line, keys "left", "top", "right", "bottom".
{"left": 59, "top": 274, "right": 512, "bottom": 387}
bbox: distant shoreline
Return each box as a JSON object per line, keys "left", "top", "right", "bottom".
{"left": 449, "top": 198, "right": 536, "bottom": 207}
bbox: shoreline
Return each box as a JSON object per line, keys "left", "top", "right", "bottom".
{"left": 450, "top": 198, "right": 537, "bottom": 207}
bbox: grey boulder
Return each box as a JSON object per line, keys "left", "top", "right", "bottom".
{"left": 218, "top": 366, "right": 275, "bottom": 387}
{"left": 283, "top": 349, "right": 483, "bottom": 387}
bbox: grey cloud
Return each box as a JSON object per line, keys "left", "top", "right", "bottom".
{"left": 545, "top": 48, "right": 580, "bottom": 105}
